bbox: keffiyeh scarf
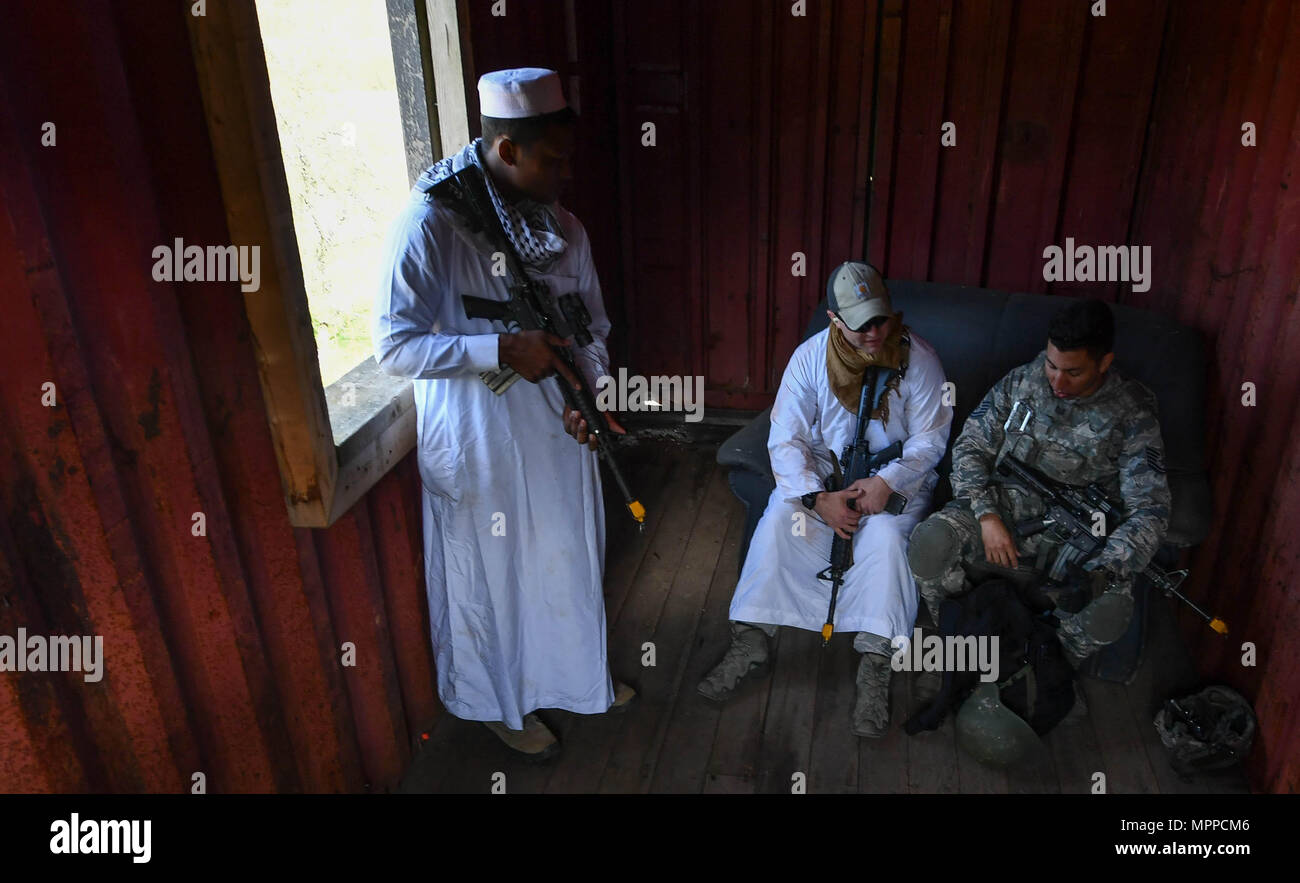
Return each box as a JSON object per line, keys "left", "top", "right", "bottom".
{"left": 826, "top": 317, "right": 910, "bottom": 426}
{"left": 420, "top": 138, "right": 568, "bottom": 270}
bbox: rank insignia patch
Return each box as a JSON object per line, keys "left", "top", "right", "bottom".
{"left": 1146, "top": 446, "right": 1166, "bottom": 473}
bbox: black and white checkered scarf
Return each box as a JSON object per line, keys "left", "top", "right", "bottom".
{"left": 420, "top": 138, "right": 568, "bottom": 270}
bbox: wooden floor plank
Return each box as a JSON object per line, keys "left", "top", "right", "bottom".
{"left": 1046, "top": 705, "right": 1107, "bottom": 794}
{"left": 906, "top": 666, "right": 961, "bottom": 793}
{"left": 1082, "top": 674, "right": 1160, "bottom": 794}
{"left": 601, "top": 446, "right": 679, "bottom": 625}
{"left": 756, "top": 627, "right": 823, "bottom": 794}
{"left": 395, "top": 443, "right": 1254, "bottom": 795}
{"left": 605, "top": 450, "right": 715, "bottom": 672}
{"left": 808, "top": 633, "right": 861, "bottom": 794}
{"left": 859, "top": 668, "right": 910, "bottom": 793}
{"left": 703, "top": 772, "right": 756, "bottom": 794}
{"left": 1002, "top": 738, "right": 1059, "bottom": 794}
{"left": 553, "top": 449, "right": 712, "bottom": 791}
{"left": 650, "top": 501, "right": 746, "bottom": 793}
{"left": 599, "top": 465, "right": 735, "bottom": 793}
{"left": 1123, "top": 593, "right": 1198, "bottom": 794}
{"left": 431, "top": 716, "right": 506, "bottom": 794}
{"left": 540, "top": 709, "right": 630, "bottom": 794}
{"left": 706, "top": 632, "right": 775, "bottom": 784}
{"left": 396, "top": 709, "right": 460, "bottom": 793}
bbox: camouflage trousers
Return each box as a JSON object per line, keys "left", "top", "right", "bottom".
{"left": 906, "top": 501, "right": 1133, "bottom": 666}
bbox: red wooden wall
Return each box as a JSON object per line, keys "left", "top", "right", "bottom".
{"left": 1128, "top": 0, "right": 1300, "bottom": 796}
{"left": 466, "top": 0, "right": 879, "bottom": 411}
{"left": 863, "top": 0, "right": 1300, "bottom": 794}
{"left": 1, "top": 0, "right": 1296, "bottom": 793}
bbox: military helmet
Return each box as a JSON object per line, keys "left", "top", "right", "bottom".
{"left": 955, "top": 681, "right": 1043, "bottom": 767}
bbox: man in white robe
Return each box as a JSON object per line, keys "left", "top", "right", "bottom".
{"left": 374, "top": 69, "right": 633, "bottom": 761}
{"left": 697, "top": 262, "right": 952, "bottom": 737}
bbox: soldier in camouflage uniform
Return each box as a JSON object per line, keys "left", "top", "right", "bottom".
{"left": 907, "top": 299, "right": 1170, "bottom": 667}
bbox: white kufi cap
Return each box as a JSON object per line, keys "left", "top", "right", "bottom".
{"left": 477, "top": 68, "right": 568, "bottom": 119}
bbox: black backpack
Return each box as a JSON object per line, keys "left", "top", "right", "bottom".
{"left": 905, "top": 578, "right": 1076, "bottom": 736}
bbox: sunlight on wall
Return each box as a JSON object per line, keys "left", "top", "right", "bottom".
{"left": 256, "top": 0, "right": 411, "bottom": 388}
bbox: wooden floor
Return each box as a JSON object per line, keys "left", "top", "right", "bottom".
{"left": 398, "top": 442, "right": 1251, "bottom": 794}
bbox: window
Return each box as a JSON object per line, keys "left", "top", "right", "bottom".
{"left": 256, "top": 0, "right": 412, "bottom": 389}
{"left": 185, "top": 0, "right": 470, "bottom": 526}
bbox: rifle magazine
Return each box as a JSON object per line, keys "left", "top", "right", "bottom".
{"left": 479, "top": 366, "right": 523, "bottom": 395}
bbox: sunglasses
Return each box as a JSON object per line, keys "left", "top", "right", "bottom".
{"left": 835, "top": 313, "right": 890, "bottom": 333}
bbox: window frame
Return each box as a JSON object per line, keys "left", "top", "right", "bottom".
{"left": 184, "top": 0, "right": 472, "bottom": 527}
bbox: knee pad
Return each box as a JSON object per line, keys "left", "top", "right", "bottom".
{"left": 908, "top": 518, "right": 959, "bottom": 581}
{"left": 1076, "top": 592, "right": 1134, "bottom": 645}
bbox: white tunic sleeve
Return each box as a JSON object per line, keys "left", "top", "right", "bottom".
{"left": 874, "top": 343, "right": 952, "bottom": 501}
{"left": 768, "top": 342, "right": 825, "bottom": 502}
{"left": 373, "top": 207, "right": 500, "bottom": 379}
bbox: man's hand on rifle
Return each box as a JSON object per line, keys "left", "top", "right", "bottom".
{"left": 564, "top": 409, "right": 626, "bottom": 450}
{"left": 498, "top": 330, "right": 582, "bottom": 386}
{"left": 815, "top": 488, "right": 864, "bottom": 539}
{"left": 846, "top": 475, "right": 895, "bottom": 516}
{"left": 978, "top": 513, "right": 1020, "bottom": 568}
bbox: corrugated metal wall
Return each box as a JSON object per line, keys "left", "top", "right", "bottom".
{"left": 0, "top": 0, "right": 438, "bottom": 792}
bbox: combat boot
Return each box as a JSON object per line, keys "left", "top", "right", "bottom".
{"left": 852, "top": 652, "right": 892, "bottom": 738}
{"left": 606, "top": 679, "right": 638, "bottom": 714}
{"left": 697, "top": 622, "right": 771, "bottom": 703}
{"left": 483, "top": 713, "right": 560, "bottom": 762}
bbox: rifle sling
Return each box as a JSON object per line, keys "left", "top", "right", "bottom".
{"left": 849, "top": 365, "right": 898, "bottom": 460}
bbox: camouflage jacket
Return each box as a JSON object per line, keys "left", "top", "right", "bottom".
{"left": 950, "top": 351, "right": 1171, "bottom": 578}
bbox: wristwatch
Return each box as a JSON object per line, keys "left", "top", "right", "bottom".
{"left": 801, "top": 491, "right": 821, "bottom": 510}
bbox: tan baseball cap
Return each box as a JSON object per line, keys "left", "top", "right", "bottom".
{"left": 828, "top": 261, "right": 893, "bottom": 330}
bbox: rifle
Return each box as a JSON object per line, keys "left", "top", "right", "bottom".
{"left": 816, "top": 366, "right": 909, "bottom": 645}
{"left": 429, "top": 165, "right": 646, "bottom": 530}
{"left": 995, "top": 454, "right": 1227, "bottom": 634}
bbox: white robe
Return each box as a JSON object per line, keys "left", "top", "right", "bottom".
{"left": 728, "top": 328, "right": 952, "bottom": 646}
{"left": 373, "top": 183, "right": 614, "bottom": 730}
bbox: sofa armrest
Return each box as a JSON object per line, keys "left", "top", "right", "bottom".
{"left": 715, "top": 406, "right": 774, "bottom": 482}
{"left": 1165, "top": 472, "right": 1212, "bottom": 549}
